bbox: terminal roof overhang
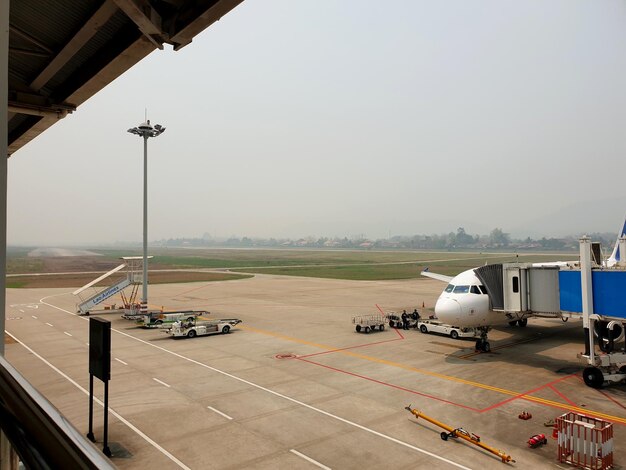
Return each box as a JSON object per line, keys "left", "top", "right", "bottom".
{"left": 7, "top": 0, "right": 243, "bottom": 156}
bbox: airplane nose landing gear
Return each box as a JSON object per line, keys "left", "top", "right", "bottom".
{"left": 474, "top": 327, "right": 491, "bottom": 352}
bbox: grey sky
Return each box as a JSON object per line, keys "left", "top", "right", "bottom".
{"left": 8, "top": 0, "right": 626, "bottom": 246}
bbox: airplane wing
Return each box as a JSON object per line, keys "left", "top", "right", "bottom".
{"left": 420, "top": 271, "right": 453, "bottom": 283}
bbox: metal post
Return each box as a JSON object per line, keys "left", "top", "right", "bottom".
{"left": 102, "top": 380, "right": 110, "bottom": 457}
{"left": 128, "top": 120, "right": 164, "bottom": 314}
{"left": 142, "top": 134, "right": 148, "bottom": 311}
{"left": 87, "top": 374, "right": 95, "bottom": 442}
{"left": 580, "top": 237, "right": 595, "bottom": 363}
{"left": 0, "top": 0, "right": 10, "bottom": 356}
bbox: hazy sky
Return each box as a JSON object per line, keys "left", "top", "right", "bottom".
{"left": 8, "top": 0, "right": 626, "bottom": 246}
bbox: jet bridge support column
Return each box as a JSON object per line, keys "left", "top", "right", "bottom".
{"left": 580, "top": 237, "right": 594, "bottom": 360}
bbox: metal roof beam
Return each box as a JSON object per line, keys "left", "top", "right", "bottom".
{"left": 169, "top": 0, "right": 244, "bottom": 50}
{"left": 112, "top": 0, "right": 167, "bottom": 49}
{"left": 29, "top": 1, "right": 120, "bottom": 92}
{"left": 9, "top": 25, "right": 53, "bottom": 54}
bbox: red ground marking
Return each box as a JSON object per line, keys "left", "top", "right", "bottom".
{"left": 295, "top": 357, "right": 626, "bottom": 424}
{"left": 174, "top": 282, "right": 212, "bottom": 297}
{"left": 296, "top": 357, "right": 481, "bottom": 412}
{"left": 297, "top": 337, "right": 405, "bottom": 359}
{"left": 574, "top": 375, "right": 626, "bottom": 412}
{"left": 480, "top": 374, "right": 576, "bottom": 413}
{"left": 548, "top": 384, "right": 578, "bottom": 407}
{"left": 376, "top": 304, "right": 404, "bottom": 339}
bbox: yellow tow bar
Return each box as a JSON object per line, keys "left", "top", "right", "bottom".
{"left": 405, "top": 405, "right": 515, "bottom": 464}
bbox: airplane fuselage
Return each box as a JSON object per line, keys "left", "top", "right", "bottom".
{"left": 434, "top": 268, "right": 508, "bottom": 328}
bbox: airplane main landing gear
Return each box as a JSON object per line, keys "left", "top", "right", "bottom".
{"left": 475, "top": 327, "right": 491, "bottom": 353}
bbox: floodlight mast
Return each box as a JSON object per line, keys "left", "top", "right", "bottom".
{"left": 127, "top": 120, "right": 165, "bottom": 314}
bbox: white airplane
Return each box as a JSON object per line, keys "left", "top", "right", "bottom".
{"left": 422, "top": 217, "right": 626, "bottom": 352}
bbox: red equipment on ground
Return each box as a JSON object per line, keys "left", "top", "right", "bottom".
{"left": 527, "top": 434, "right": 548, "bottom": 448}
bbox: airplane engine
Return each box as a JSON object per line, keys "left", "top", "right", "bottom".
{"left": 593, "top": 320, "right": 625, "bottom": 352}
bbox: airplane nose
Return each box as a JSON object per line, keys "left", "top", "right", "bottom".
{"left": 435, "top": 298, "right": 462, "bottom": 323}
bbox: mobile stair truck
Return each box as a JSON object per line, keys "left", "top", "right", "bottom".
{"left": 166, "top": 318, "right": 242, "bottom": 338}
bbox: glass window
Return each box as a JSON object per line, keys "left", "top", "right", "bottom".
{"left": 470, "top": 285, "right": 481, "bottom": 294}
{"left": 445, "top": 284, "right": 454, "bottom": 293}
{"left": 512, "top": 276, "right": 519, "bottom": 293}
{"left": 453, "top": 285, "right": 470, "bottom": 294}
{"left": 479, "top": 285, "right": 487, "bottom": 294}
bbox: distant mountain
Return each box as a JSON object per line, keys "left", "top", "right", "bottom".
{"left": 509, "top": 197, "right": 626, "bottom": 239}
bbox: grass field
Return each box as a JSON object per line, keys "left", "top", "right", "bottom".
{"left": 5, "top": 247, "right": 579, "bottom": 286}
{"left": 5, "top": 271, "right": 252, "bottom": 289}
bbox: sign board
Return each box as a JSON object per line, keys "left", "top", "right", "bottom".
{"left": 89, "top": 317, "right": 111, "bottom": 381}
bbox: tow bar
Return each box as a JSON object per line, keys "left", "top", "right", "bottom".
{"left": 405, "top": 405, "right": 515, "bottom": 464}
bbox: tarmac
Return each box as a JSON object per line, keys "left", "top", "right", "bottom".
{"left": 4, "top": 274, "right": 626, "bottom": 469}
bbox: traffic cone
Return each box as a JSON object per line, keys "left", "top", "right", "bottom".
{"left": 422, "top": 301, "right": 425, "bottom": 308}
{"left": 552, "top": 425, "right": 558, "bottom": 439}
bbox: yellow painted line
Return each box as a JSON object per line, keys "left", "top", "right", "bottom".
{"left": 240, "top": 325, "right": 339, "bottom": 351}
{"left": 242, "top": 324, "right": 626, "bottom": 424}
{"left": 241, "top": 325, "right": 521, "bottom": 395}
{"left": 458, "top": 335, "right": 543, "bottom": 359}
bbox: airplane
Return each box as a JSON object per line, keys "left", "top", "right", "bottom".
{"left": 421, "top": 217, "right": 626, "bottom": 353}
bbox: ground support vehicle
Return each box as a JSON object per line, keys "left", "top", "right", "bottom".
{"left": 386, "top": 312, "right": 419, "bottom": 329}
{"left": 138, "top": 310, "right": 208, "bottom": 328}
{"left": 352, "top": 314, "right": 386, "bottom": 333}
{"left": 166, "top": 318, "right": 242, "bottom": 338}
{"left": 417, "top": 320, "right": 477, "bottom": 340}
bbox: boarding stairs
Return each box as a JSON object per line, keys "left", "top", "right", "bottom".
{"left": 73, "top": 264, "right": 134, "bottom": 315}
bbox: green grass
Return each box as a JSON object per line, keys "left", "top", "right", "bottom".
{"left": 6, "top": 247, "right": 580, "bottom": 282}
{"left": 231, "top": 252, "right": 579, "bottom": 280}
{"left": 5, "top": 280, "right": 27, "bottom": 288}
{"left": 6, "top": 258, "right": 44, "bottom": 274}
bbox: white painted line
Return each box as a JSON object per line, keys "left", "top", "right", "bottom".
{"left": 153, "top": 378, "right": 171, "bottom": 388}
{"left": 290, "top": 449, "right": 331, "bottom": 470}
{"left": 45, "top": 322, "right": 53, "bottom": 327}
{"left": 115, "top": 358, "right": 128, "bottom": 366}
{"left": 64, "top": 332, "right": 72, "bottom": 337}
{"left": 6, "top": 331, "right": 191, "bottom": 470}
{"left": 40, "top": 296, "right": 471, "bottom": 470}
{"left": 207, "top": 406, "right": 233, "bottom": 420}
{"left": 31, "top": 315, "right": 38, "bottom": 319}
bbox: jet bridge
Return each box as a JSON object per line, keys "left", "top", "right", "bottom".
{"left": 474, "top": 263, "right": 562, "bottom": 318}
{"left": 475, "top": 241, "right": 626, "bottom": 388}
{"left": 560, "top": 238, "right": 626, "bottom": 388}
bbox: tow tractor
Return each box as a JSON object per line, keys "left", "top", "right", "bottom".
{"left": 386, "top": 311, "right": 420, "bottom": 329}
{"left": 417, "top": 319, "right": 477, "bottom": 340}
{"left": 166, "top": 317, "right": 242, "bottom": 338}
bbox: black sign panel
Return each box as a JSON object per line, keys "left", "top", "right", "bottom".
{"left": 89, "top": 317, "right": 111, "bottom": 382}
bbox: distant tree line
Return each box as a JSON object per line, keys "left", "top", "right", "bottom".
{"left": 155, "top": 228, "right": 616, "bottom": 252}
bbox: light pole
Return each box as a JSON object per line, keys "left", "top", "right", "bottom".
{"left": 127, "top": 120, "right": 165, "bottom": 314}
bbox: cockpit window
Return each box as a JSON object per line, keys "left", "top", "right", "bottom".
{"left": 479, "top": 285, "right": 487, "bottom": 294}
{"left": 445, "top": 284, "right": 454, "bottom": 293}
{"left": 470, "top": 285, "right": 481, "bottom": 294}
{"left": 453, "top": 285, "right": 470, "bottom": 294}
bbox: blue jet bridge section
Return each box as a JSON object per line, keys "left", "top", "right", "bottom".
{"left": 559, "top": 270, "right": 626, "bottom": 319}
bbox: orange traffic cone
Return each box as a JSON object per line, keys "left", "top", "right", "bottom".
{"left": 422, "top": 301, "right": 425, "bottom": 308}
